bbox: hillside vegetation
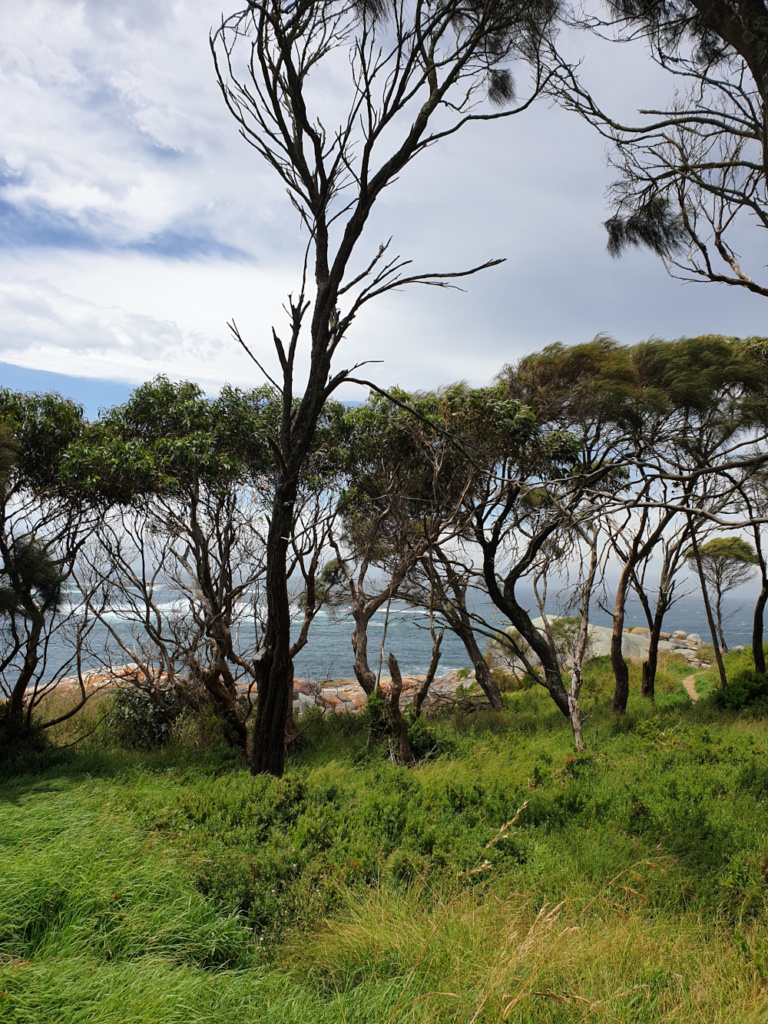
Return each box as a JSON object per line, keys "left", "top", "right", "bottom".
{"left": 2, "top": 653, "right": 767, "bottom": 1023}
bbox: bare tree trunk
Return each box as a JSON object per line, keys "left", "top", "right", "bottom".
{"left": 568, "top": 533, "right": 598, "bottom": 750}
{"left": 351, "top": 612, "right": 378, "bottom": 695}
{"left": 753, "top": 580, "right": 768, "bottom": 673}
{"left": 687, "top": 516, "right": 728, "bottom": 689}
{"left": 385, "top": 653, "right": 414, "bottom": 764}
{"left": 715, "top": 592, "right": 728, "bottom": 653}
{"left": 4, "top": 614, "right": 43, "bottom": 742}
{"left": 568, "top": 666, "right": 586, "bottom": 751}
{"left": 610, "top": 564, "right": 632, "bottom": 713}
{"left": 250, "top": 479, "right": 296, "bottom": 776}
{"left": 412, "top": 629, "right": 443, "bottom": 718}
{"left": 453, "top": 623, "right": 502, "bottom": 711}
{"left": 641, "top": 604, "right": 668, "bottom": 700}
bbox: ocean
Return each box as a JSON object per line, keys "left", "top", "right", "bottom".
{"left": 16, "top": 581, "right": 761, "bottom": 686}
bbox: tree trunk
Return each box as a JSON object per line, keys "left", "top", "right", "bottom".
{"left": 610, "top": 565, "right": 631, "bottom": 713}
{"left": 412, "top": 629, "right": 443, "bottom": 717}
{"left": 250, "top": 479, "right": 296, "bottom": 776}
{"left": 351, "top": 610, "right": 377, "bottom": 695}
{"left": 4, "top": 614, "right": 43, "bottom": 741}
{"left": 687, "top": 518, "right": 728, "bottom": 689}
{"left": 715, "top": 592, "right": 728, "bottom": 652}
{"left": 753, "top": 579, "right": 768, "bottom": 673}
{"left": 453, "top": 622, "right": 502, "bottom": 711}
{"left": 568, "top": 666, "right": 586, "bottom": 751}
{"left": 641, "top": 611, "right": 665, "bottom": 700}
{"left": 386, "top": 652, "right": 414, "bottom": 764}
{"left": 501, "top": 591, "right": 570, "bottom": 717}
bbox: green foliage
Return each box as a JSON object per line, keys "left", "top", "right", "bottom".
{"left": 0, "top": 536, "right": 65, "bottom": 620}
{"left": 0, "top": 388, "right": 86, "bottom": 492}
{"left": 107, "top": 688, "right": 185, "bottom": 750}
{"left": 691, "top": 536, "right": 759, "bottom": 565}
{"left": 62, "top": 376, "right": 277, "bottom": 502}
{"left": 714, "top": 669, "right": 768, "bottom": 712}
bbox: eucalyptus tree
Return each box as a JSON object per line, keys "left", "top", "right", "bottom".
{"left": 409, "top": 377, "right": 586, "bottom": 722}
{"left": 67, "top": 377, "right": 277, "bottom": 749}
{"left": 501, "top": 336, "right": 646, "bottom": 715}
{"left": 0, "top": 390, "right": 99, "bottom": 745}
{"left": 628, "top": 515, "right": 693, "bottom": 699}
{"left": 727, "top": 470, "right": 768, "bottom": 670}
{"left": 327, "top": 391, "right": 473, "bottom": 715}
{"left": 685, "top": 536, "right": 759, "bottom": 652}
{"left": 554, "top": 0, "right": 768, "bottom": 295}
{"left": 211, "top": 0, "right": 567, "bottom": 775}
{"left": 627, "top": 335, "right": 768, "bottom": 692}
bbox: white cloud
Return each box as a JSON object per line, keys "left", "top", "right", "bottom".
{"left": 0, "top": 0, "right": 766, "bottom": 395}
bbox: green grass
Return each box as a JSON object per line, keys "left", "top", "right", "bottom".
{"left": 2, "top": 654, "right": 768, "bottom": 1022}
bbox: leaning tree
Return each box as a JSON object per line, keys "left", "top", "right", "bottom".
{"left": 211, "top": 0, "right": 567, "bottom": 774}
{"left": 554, "top": 0, "right": 768, "bottom": 295}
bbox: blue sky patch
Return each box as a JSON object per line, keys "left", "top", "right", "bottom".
{"left": 0, "top": 362, "right": 137, "bottom": 420}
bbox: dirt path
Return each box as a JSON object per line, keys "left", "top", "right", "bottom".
{"left": 681, "top": 673, "right": 700, "bottom": 703}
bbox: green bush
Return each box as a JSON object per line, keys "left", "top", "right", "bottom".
{"left": 714, "top": 669, "right": 768, "bottom": 711}
{"left": 108, "top": 687, "right": 184, "bottom": 750}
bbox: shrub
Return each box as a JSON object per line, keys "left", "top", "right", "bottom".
{"left": 108, "top": 686, "right": 184, "bottom": 750}
{"left": 714, "top": 669, "right": 768, "bottom": 711}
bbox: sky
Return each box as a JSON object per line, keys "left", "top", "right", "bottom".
{"left": 2, "top": 0, "right": 767, "bottom": 418}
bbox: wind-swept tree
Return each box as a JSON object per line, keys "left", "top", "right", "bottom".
{"left": 0, "top": 391, "right": 98, "bottom": 746}
{"left": 685, "top": 536, "right": 759, "bottom": 652}
{"left": 212, "top": 0, "right": 566, "bottom": 774}
{"left": 555, "top": 0, "right": 768, "bottom": 294}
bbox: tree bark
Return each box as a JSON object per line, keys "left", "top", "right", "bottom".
{"left": 687, "top": 517, "right": 728, "bottom": 689}
{"left": 351, "top": 611, "right": 378, "bottom": 695}
{"left": 453, "top": 622, "right": 503, "bottom": 711}
{"left": 753, "top": 579, "right": 768, "bottom": 673}
{"left": 412, "top": 629, "right": 443, "bottom": 718}
{"left": 641, "top": 609, "right": 666, "bottom": 700}
{"left": 386, "top": 652, "right": 414, "bottom": 764}
{"left": 250, "top": 477, "right": 297, "bottom": 776}
{"left": 610, "top": 563, "right": 632, "bottom": 713}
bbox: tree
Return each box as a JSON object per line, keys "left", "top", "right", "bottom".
{"left": 68, "top": 377, "right": 342, "bottom": 752}
{"left": 556, "top": 0, "right": 768, "bottom": 294}
{"left": 685, "top": 536, "right": 759, "bottom": 651}
{"left": 0, "top": 391, "right": 99, "bottom": 746}
{"left": 211, "top": 0, "right": 565, "bottom": 775}
{"left": 628, "top": 515, "right": 693, "bottom": 699}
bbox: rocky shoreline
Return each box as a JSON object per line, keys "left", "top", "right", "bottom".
{"left": 49, "top": 626, "right": 713, "bottom": 714}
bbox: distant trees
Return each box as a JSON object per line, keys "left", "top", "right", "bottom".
{"left": 4, "top": 336, "right": 768, "bottom": 756}
{"left": 686, "top": 537, "right": 759, "bottom": 652}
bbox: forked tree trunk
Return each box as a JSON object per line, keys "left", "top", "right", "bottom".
{"left": 386, "top": 652, "right": 414, "bottom": 764}
{"left": 412, "top": 629, "right": 443, "bottom": 718}
{"left": 351, "top": 612, "right": 378, "bottom": 695}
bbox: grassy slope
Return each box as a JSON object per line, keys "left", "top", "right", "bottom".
{"left": 1, "top": 654, "right": 767, "bottom": 1023}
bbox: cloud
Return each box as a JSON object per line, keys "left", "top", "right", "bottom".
{"left": 0, "top": 0, "right": 766, "bottom": 395}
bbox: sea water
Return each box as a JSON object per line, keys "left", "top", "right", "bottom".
{"left": 34, "top": 580, "right": 760, "bottom": 684}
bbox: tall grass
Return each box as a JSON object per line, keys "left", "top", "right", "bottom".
{"left": 2, "top": 650, "right": 768, "bottom": 1021}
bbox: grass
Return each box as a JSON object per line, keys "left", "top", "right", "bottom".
{"left": 1, "top": 649, "right": 768, "bottom": 1022}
